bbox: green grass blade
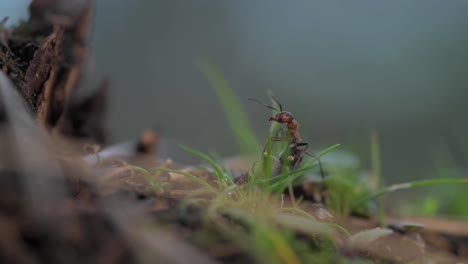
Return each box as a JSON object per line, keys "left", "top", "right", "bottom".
{"left": 150, "top": 167, "right": 217, "bottom": 193}
{"left": 180, "top": 144, "right": 233, "bottom": 183}
{"left": 352, "top": 178, "right": 468, "bottom": 209}
{"left": 370, "top": 130, "right": 385, "bottom": 226}
{"left": 269, "top": 144, "right": 341, "bottom": 193}
{"left": 260, "top": 121, "right": 281, "bottom": 180}
{"left": 261, "top": 129, "right": 273, "bottom": 181}
{"left": 199, "top": 62, "right": 261, "bottom": 154}
{"left": 303, "top": 144, "right": 341, "bottom": 167}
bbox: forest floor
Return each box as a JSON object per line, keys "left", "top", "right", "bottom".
{"left": 1, "top": 1, "right": 468, "bottom": 263}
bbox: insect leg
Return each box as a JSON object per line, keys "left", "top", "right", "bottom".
{"left": 303, "top": 149, "right": 325, "bottom": 183}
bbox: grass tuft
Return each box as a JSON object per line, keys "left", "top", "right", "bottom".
{"left": 131, "top": 165, "right": 170, "bottom": 195}
{"left": 179, "top": 144, "right": 233, "bottom": 183}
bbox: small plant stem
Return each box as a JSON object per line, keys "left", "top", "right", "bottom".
{"left": 370, "top": 130, "right": 385, "bottom": 227}
{"left": 288, "top": 184, "right": 296, "bottom": 205}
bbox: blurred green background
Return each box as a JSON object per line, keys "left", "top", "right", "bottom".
{"left": 2, "top": 0, "right": 468, "bottom": 183}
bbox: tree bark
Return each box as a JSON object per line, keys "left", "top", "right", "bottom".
{"left": 0, "top": 0, "right": 106, "bottom": 144}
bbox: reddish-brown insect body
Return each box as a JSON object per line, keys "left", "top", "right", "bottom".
{"left": 249, "top": 96, "right": 324, "bottom": 178}
{"left": 271, "top": 113, "right": 303, "bottom": 144}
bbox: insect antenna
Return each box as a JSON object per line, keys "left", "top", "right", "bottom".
{"left": 270, "top": 95, "right": 283, "bottom": 112}
{"left": 248, "top": 97, "right": 280, "bottom": 112}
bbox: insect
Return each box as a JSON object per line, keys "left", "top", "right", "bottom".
{"left": 249, "top": 96, "right": 325, "bottom": 181}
